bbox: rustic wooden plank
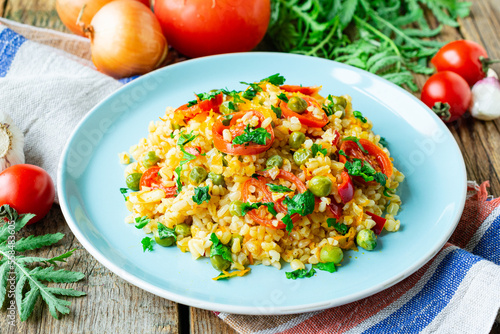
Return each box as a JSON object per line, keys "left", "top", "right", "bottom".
{"left": 0, "top": 0, "right": 6, "bottom": 17}
{"left": 4, "top": 0, "right": 68, "bottom": 32}
{"left": 0, "top": 206, "right": 181, "bottom": 333}
{"left": 190, "top": 308, "right": 237, "bottom": 334}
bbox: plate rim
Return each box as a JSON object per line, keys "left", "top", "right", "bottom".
{"left": 57, "top": 52, "right": 467, "bottom": 315}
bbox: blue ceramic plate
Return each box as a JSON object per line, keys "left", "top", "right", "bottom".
{"left": 58, "top": 53, "right": 466, "bottom": 315}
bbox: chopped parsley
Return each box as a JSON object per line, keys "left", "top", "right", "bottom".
{"left": 285, "top": 267, "right": 316, "bottom": 280}
{"left": 221, "top": 89, "right": 245, "bottom": 104}
{"left": 383, "top": 187, "right": 395, "bottom": 197}
{"left": 193, "top": 185, "right": 211, "bottom": 204}
{"left": 232, "top": 125, "right": 271, "bottom": 146}
{"left": 221, "top": 114, "right": 233, "bottom": 126}
{"left": 157, "top": 223, "right": 176, "bottom": 241}
{"left": 341, "top": 136, "right": 368, "bottom": 154}
{"left": 240, "top": 81, "right": 262, "bottom": 100}
{"left": 174, "top": 131, "right": 199, "bottom": 194}
{"left": 241, "top": 202, "right": 277, "bottom": 217}
{"left": 327, "top": 218, "right": 348, "bottom": 235}
{"left": 119, "top": 188, "right": 129, "bottom": 200}
{"left": 187, "top": 89, "right": 222, "bottom": 107}
{"left": 271, "top": 105, "right": 282, "bottom": 118}
{"left": 353, "top": 110, "right": 367, "bottom": 123}
{"left": 259, "top": 73, "right": 286, "bottom": 86}
{"left": 311, "top": 143, "right": 327, "bottom": 157}
{"left": 267, "top": 184, "right": 293, "bottom": 193}
{"left": 251, "top": 173, "right": 261, "bottom": 180}
{"left": 209, "top": 233, "right": 233, "bottom": 262}
{"left": 141, "top": 237, "right": 154, "bottom": 252}
{"left": 135, "top": 216, "right": 150, "bottom": 229}
{"left": 277, "top": 93, "right": 289, "bottom": 103}
{"left": 313, "top": 262, "right": 337, "bottom": 273}
{"left": 345, "top": 159, "right": 387, "bottom": 185}
{"left": 338, "top": 149, "right": 348, "bottom": 158}
{"left": 322, "top": 95, "right": 335, "bottom": 116}
{"left": 282, "top": 190, "right": 316, "bottom": 232}
{"left": 379, "top": 137, "right": 388, "bottom": 147}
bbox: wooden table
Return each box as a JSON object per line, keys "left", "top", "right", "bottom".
{"left": 0, "top": 0, "right": 499, "bottom": 333}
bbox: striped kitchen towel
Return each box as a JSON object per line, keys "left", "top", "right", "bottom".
{"left": 217, "top": 181, "right": 500, "bottom": 333}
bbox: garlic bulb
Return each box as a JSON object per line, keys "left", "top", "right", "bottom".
{"left": 0, "top": 113, "right": 25, "bottom": 171}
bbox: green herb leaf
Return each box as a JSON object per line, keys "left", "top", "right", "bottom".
{"left": 193, "top": 186, "right": 211, "bottom": 204}
{"left": 338, "top": 150, "right": 348, "bottom": 158}
{"left": 240, "top": 81, "right": 262, "bottom": 100}
{"left": 266, "top": 184, "right": 293, "bottom": 193}
{"left": 134, "top": 216, "right": 150, "bottom": 229}
{"left": 379, "top": 137, "right": 388, "bottom": 147}
{"left": 209, "top": 233, "right": 233, "bottom": 262}
{"left": 283, "top": 190, "right": 315, "bottom": 217}
{"left": 260, "top": 73, "right": 286, "bottom": 86}
{"left": 119, "top": 188, "right": 129, "bottom": 200}
{"left": 232, "top": 125, "right": 271, "bottom": 146}
{"left": 282, "top": 214, "right": 294, "bottom": 233}
{"left": 141, "top": 237, "right": 154, "bottom": 252}
{"left": 271, "top": 105, "right": 282, "bottom": 118}
{"left": 285, "top": 267, "right": 316, "bottom": 280}
{"left": 277, "top": 93, "right": 289, "bottom": 103}
{"left": 311, "top": 143, "right": 327, "bottom": 157}
{"left": 341, "top": 136, "right": 368, "bottom": 154}
{"left": 322, "top": 95, "right": 335, "bottom": 116}
{"left": 353, "top": 110, "right": 367, "bottom": 123}
{"left": 327, "top": 218, "right": 349, "bottom": 235}
{"left": 241, "top": 202, "right": 277, "bottom": 217}
{"left": 221, "top": 89, "right": 244, "bottom": 104}
{"left": 383, "top": 187, "right": 395, "bottom": 197}
{"left": 313, "top": 262, "right": 337, "bottom": 273}
{"left": 188, "top": 90, "right": 222, "bottom": 107}
{"left": 157, "top": 223, "right": 176, "bottom": 241}
{"left": 344, "top": 159, "right": 387, "bottom": 186}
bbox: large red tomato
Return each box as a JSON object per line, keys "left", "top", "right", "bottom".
{"left": 154, "top": 0, "right": 270, "bottom": 58}
{"left": 0, "top": 164, "right": 55, "bottom": 224}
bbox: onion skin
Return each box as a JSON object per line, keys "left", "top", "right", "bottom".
{"left": 88, "top": 0, "right": 167, "bottom": 78}
{"left": 56, "top": 0, "right": 151, "bottom": 37}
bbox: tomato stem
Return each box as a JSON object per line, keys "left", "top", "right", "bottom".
{"left": 480, "top": 56, "right": 500, "bottom": 75}
{"left": 432, "top": 102, "right": 451, "bottom": 122}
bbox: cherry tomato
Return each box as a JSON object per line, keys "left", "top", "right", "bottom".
{"left": 431, "top": 40, "right": 491, "bottom": 87}
{"left": 175, "top": 93, "right": 223, "bottom": 121}
{"left": 279, "top": 85, "right": 321, "bottom": 96}
{"left": 280, "top": 95, "right": 329, "bottom": 128}
{"left": 212, "top": 110, "right": 274, "bottom": 155}
{"left": 140, "top": 166, "right": 177, "bottom": 197}
{"left": 154, "top": 0, "right": 270, "bottom": 58}
{"left": 421, "top": 71, "right": 471, "bottom": 123}
{"left": 0, "top": 164, "right": 55, "bottom": 224}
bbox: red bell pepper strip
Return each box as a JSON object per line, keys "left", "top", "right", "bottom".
{"left": 332, "top": 130, "right": 341, "bottom": 147}
{"left": 366, "top": 211, "right": 386, "bottom": 235}
{"left": 337, "top": 171, "right": 354, "bottom": 203}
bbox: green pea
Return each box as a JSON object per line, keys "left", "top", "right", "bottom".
{"left": 220, "top": 101, "right": 237, "bottom": 115}
{"left": 334, "top": 96, "right": 347, "bottom": 108}
{"left": 126, "top": 173, "right": 142, "bottom": 191}
{"left": 189, "top": 166, "right": 208, "bottom": 184}
{"left": 289, "top": 131, "right": 306, "bottom": 150}
{"left": 172, "top": 123, "right": 181, "bottom": 130}
{"left": 293, "top": 149, "right": 312, "bottom": 166}
{"left": 143, "top": 151, "right": 160, "bottom": 168}
{"left": 154, "top": 233, "right": 175, "bottom": 247}
{"left": 266, "top": 155, "right": 284, "bottom": 169}
{"left": 288, "top": 96, "right": 308, "bottom": 114}
{"left": 229, "top": 234, "right": 244, "bottom": 248}
{"left": 356, "top": 229, "right": 378, "bottom": 251}
{"left": 320, "top": 245, "right": 343, "bottom": 264}
{"left": 229, "top": 200, "right": 244, "bottom": 217}
{"left": 208, "top": 172, "right": 225, "bottom": 186}
{"left": 210, "top": 254, "right": 231, "bottom": 271}
{"left": 308, "top": 176, "right": 333, "bottom": 197}
{"left": 174, "top": 223, "right": 191, "bottom": 237}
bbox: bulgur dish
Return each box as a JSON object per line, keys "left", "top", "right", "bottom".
{"left": 120, "top": 74, "right": 404, "bottom": 280}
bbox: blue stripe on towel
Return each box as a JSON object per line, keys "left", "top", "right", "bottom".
{"left": 362, "top": 249, "right": 481, "bottom": 333}
{"left": 0, "top": 28, "right": 27, "bottom": 77}
{"left": 473, "top": 214, "right": 500, "bottom": 265}
{"left": 118, "top": 75, "right": 140, "bottom": 84}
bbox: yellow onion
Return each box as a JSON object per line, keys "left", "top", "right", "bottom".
{"left": 84, "top": 0, "right": 167, "bottom": 78}
{"left": 56, "top": 0, "right": 113, "bottom": 36}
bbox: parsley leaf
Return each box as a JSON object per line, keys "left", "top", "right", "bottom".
{"left": 141, "top": 237, "right": 154, "bottom": 252}
{"left": 174, "top": 131, "right": 199, "bottom": 194}
{"left": 221, "top": 89, "right": 244, "bottom": 104}
{"left": 240, "top": 81, "right": 262, "bottom": 100}
{"left": 311, "top": 143, "right": 327, "bottom": 157}
{"left": 120, "top": 188, "right": 129, "bottom": 200}
{"left": 338, "top": 149, "right": 348, "bottom": 158}
{"left": 209, "top": 233, "right": 233, "bottom": 262}
{"left": 313, "top": 262, "right": 337, "bottom": 273}
{"left": 282, "top": 190, "right": 316, "bottom": 233}
{"left": 341, "top": 136, "right": 368, "bottom": 154}
{"left": 327, "top": 218, "right": 349, "bottom": 235}
{"left": 383, "top": 187, "right": 395, "bottom": 197}
{"left": 379, "top": 137, "right": 388, "bottom": 147}
{"left": 344, "top": 159, "right": 388, "bottom": 186}
{"left": 277, "top": 93, "right": 289, "bottom": 103}
{"left": 135, "top": 216, "right": 150, "bottom": 229}
{"left": 241, "top": 202, "right": 277, "bottom": 217}
{"left": 260, "top": 73, "right": 286, "bottom": 85}
{"left": 188, "top": 90, "right": 222, "bottom": 107}
{"left": 285, "top": 267, "right": 316, "bottom": 280}
{"left": 178, "top": 131, "right": 198, "bottom": 147}
{"left": 271, "top": 105, "right": 282, "bottom": 118}
{"left": 193, "top": 186, "right": 211, "bottom": 204}
{"left": 353, "top": 110, "right": 367, "bottom": 123}
{"left": 232, "top": 125, "right": 271, "bottom": 146}
{"left": 267, "top": 184, "right": 293, "bottom": 193}
{"left": 322, "top": 95, "right": 335, "bottom": 116}
{"left": 157, "top": 223, "right": 176, "bottom": 241}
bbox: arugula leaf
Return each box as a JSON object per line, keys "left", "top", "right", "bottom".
{"left": 0, "top": 206, "right": 85, "bottom": 321}
{"left": 271, "top": 105, "right": 282, "bottom": 118}
{"left": 241, "top": 202, "right": 277, "bottom": 217}
{"left": 209, "top": 233, "right": 233, "bottom": 262}
{"left": 342, "top": 136, "right": 368, "bottom": 154}
{"left": 277, "top": 93, "right": 289, "bottom": 103}
{"left": 267, "top": 184, "right": 293, "bottom": 193}
{"left": 260, "top": 73, "right": 286, "bottom": 86}
{"left": 232, "top": 125, "right": 271, "bottom": 146}
{"left": 353, "top": 110, "right": 367, "bottom": 123}
{"left": 285, "top": 267, "right": 316, "bottom": 280}
{"left": 193, "top": 186, "right": 211, "bottom": 204}
{"left": 119, "top": 188, "right": 129, "bottom": 200}
{"left": 313, "top": 262, "right": 337, "bottom": 273}
{"left": 311, "top": 143, "right": 327, "bottom": 157}
{"left": 327, "top": 218, "right": 349, "bottom": 235}
{"left": 157, "top": 223, "right": 176, "bottom": 241}
{"left": 141, "top": 237, "right": 154, "bottom": 252}
{"left": 134, "top": 216, "right": 150, "bottom": 229}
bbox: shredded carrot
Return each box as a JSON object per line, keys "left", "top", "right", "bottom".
{"left": 248, "top": 253, "right": 254, "bottom": 265}
{"left": 212, "top": 268, "right": 251, "bottom": 281}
